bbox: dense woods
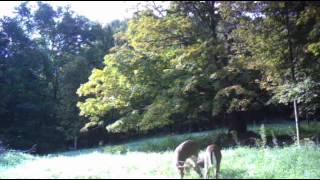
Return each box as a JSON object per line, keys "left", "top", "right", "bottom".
{"left": 1, "top": 1, "right": 319, "bottom": 153}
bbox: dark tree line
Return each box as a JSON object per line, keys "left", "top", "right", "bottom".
{"left": 0, "top": 2, "right": 125, "bottom": 153}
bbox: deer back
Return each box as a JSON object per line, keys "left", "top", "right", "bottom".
{"left": 174, "top": 140, "right": 200, "bottom": 163}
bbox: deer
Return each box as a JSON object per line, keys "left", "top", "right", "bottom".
{"left": 203, "top": 144, "right": 222, "bottom": 179}
{"left": 174, "top": 140, "right": 203, "bottom": 179}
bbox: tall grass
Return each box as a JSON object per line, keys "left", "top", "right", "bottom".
{"left": 222, "top": 145, "right": 320, "bottom": 179}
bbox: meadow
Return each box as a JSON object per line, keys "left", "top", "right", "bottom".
{"left": 1, "top": 122, "right": 320, "bottom": 179}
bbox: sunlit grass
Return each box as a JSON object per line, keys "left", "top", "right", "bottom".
{"left": 1, "top": 145, "right": 320, "bottom": 179}
{"left": 0, "top": 151, "right": 177, "bottom": 179}
{"left": 1, "top": 122, "right": 320, "bottom": 179}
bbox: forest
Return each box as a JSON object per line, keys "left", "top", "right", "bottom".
{"left": 0, "top": 1, "right": 320, "bottom": 155}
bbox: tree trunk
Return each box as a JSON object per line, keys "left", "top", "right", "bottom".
{"left": 227, "top": 112, "right": 247, "bottom": 134}
{"left": 293, "top": 100, "right": 300, "bottom": 146}
{"left": 73, "top": 137, "right": 78, "bottom": 150}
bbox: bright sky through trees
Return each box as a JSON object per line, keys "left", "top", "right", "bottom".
{"left": 0, "top": 1, "right": 170, "bottom": 25}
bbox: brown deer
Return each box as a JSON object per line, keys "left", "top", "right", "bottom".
{"left": 203, "top": 144, "right": 222, "bottom": 179}
{"left": 174, "top": 140, "right": 203, "bottom": 179}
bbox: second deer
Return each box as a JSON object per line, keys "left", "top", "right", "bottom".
{"left": 203, "top": 144, "right": 222, "bottom": 179}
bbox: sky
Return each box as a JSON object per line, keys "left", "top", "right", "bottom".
{"left": 0, "top": 1, "right": 170, "bottom": 25}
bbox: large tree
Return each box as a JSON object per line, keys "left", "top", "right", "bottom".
{"left": 0, "top": 16, "right": 59, "bottom": 151}
{"left": 77, "top": 2, "right": 263, "bottom": 135}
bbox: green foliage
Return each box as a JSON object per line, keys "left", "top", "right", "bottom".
{"left": 77, "top": 11, "right": 202, "bottom": 133}
{"left": 0, "top": 15, "right": 61, "bottom": 151}
{"left": 106, "top": 110, "right": 141, "bottom": 133}
{"left": 271, "top": 78, "right": 320, "bottom": 117}
{"left": 0, "top": 2, "right": 122, "bottom": 152}
{"left": 212, "top": 85, "right": 258, "bottom": 115}
{"left": 57, "top": 57, "right": 91, "bottom": 142}
{"left": 222, "top": 1, "right": 320, "bottom": 143}
{"left": 103, "top": 145, "right": 128, "bottom": 154}
{"left": 77, "top": 4, "right": 264, "bottom": 134}
{"left": 2, "top": 1, "right": 320, "bottom": 154}
{"left": 272, "top": 78, "right": 319, "bottom": 105}
{"left": 138, "top": 97, "right": 184, "bottom": 131}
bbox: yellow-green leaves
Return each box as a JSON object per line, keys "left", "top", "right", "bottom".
{"left": 106, "top": 110, "right": 141, "bottom": 133}
{"left": 128, "top": 14, "right": 195, "bottom": 52}
{"left": 77, "top": 57, "right": 132, "bottom": 118}
{"left": 307, "top": 42, "right": 320, "bottom": 57}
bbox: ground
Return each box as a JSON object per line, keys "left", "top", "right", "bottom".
{"left": 1, "top": 122, "right": 320, "bottom": 179}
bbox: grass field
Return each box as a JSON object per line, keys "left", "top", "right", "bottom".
{"left": 1, "top": 122, "right": 320, "bottom": 179}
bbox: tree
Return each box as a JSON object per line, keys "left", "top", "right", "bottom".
{"left": 58, "top": 20, "right": 124, "bottom": 149}
{"left": 1, "top": 2, "right": 123, "bottom": 152}
{"left": 77, "top": 2, "right": 263, "bottom": 135}
{"left": 226, "top": 1, "right": 320, "bottom": 144}
{"left": 0, "top": 16, "right": 60, "bottom": 151}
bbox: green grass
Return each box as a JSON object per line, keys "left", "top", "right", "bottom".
{"left": 102, "top": 128, "right": 228, "bottom": 153}
{"left": 249, "top": 121, "right": 320, "bottom": 138}
{"left": 1, "top": 145, "right": 320, "bottom": 179}
{"left": 1, "top": 122, "right": 320, "bottom": 179}
{"left": 249, "top": 122, "right": 295, "bottom": 137}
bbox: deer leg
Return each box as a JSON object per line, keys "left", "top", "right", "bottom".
{"left": 177, "top": 161, "right": 185, "bottom": 179}
{"left": 204, "top": 155, "right": 208, "bottom": 179}
{"left": 215, "top": 163, "right": 220, "bottom": 179}
{"left": 215, "top": 156, "right": 221, "bottom": 179}
{"left": 190, "top": 155, "right": 203, "bottom": 178}
{"left": 194, "top": 164, "right": 203, "bottom": 178}
{"left": 179, "top": 168, "right": 184, "bottom": 179}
